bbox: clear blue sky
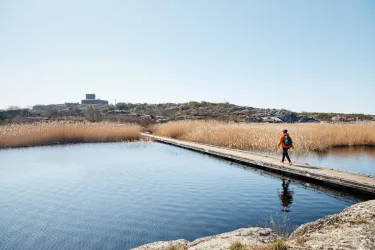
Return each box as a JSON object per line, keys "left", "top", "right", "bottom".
{"left": 1, "top": 0, "right": 374, "bottom": 114}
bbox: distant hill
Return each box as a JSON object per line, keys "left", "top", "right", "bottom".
{"left": 1, "top": 101, "right": 374, "bottom": 124}
{"left": 105, "top": 101, "right": 319, "bottom": 123}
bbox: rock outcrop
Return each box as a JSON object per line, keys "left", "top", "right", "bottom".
{"left": 133, "top": 240, "right": 189, "bottom": 250}
{"left": 133, "top": 200, "right": 375, "bottom": 250}
{"left": 288, "top": 199, "right": 375, "bottom": 250}
{"left": 132, "top": 228, "right": 281, "bottom": 250}
{"left": 278, "top": 113, "right": 319, "bottom": 123}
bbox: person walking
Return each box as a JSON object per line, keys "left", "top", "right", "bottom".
{"left": 278, "top": 129, "right": 294, "bottom": 165}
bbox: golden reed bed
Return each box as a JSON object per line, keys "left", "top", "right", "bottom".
{"left": 151, "top": 121, "right": 375, "bottom": 154}
{"left": 0, "top": 122, "right": 141, "bottom": 148}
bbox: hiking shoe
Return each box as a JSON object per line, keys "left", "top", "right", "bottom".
{"left": 280, "top": 161, "right": 284, "bottom": 164}
{"left": 289, "top": 162, "right": 293, "bottom": 166}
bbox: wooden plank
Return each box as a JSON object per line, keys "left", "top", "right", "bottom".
{"left": 142, "top": 133, "right": 375, "bottom": 198}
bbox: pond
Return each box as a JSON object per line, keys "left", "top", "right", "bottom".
{"left": 0, "top": 142, "right": 364, "bottom": 249}
{"left": 296, "top": 146, "right": 375, "bottom": 176}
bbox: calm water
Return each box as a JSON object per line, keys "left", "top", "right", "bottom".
{"left": 0, "top": 143, "right": 363, "bottom": 249}
{"left": 297, "top": 147, "right": 375, "bottom": 176}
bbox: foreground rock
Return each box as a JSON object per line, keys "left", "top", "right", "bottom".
{"left": 132, "top": 228, "right": 281, "bottom": 249}
{"left": 133, "top": 200, "right": 375, "bottom": 250}
{"left": 132, "top": 240, "right": 189, "bottom": 250}
{"left": 288, "top": 200, "right": 375, "bottom": 250}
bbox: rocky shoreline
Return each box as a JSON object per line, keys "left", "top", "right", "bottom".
{"left": 133, "top": 200, "right": 375, "bottom": 250}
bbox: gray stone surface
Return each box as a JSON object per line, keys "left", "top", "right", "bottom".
{"left": 132, "top": 228, "right": 280, "bottom": 250}
{"left": 132, "top": 239, "right": 188, "bottom": 250}
{"left": 288, "top": 200, "right": 375, "bottom": 250}
{"left": 188, "top": 228, "right": 280, "bottom": 250}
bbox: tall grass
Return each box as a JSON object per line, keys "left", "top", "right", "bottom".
{"left": 151, "top": 121, "right": 375, "bottom": 154}
{"left": 0, "top": 122, "right": 141, "bottom": 148}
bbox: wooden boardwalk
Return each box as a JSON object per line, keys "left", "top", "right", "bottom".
{"left": 142, "top": 133, "right": 375, "bottom": 198}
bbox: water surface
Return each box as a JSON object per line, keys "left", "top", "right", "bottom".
{"left": 297, "top": 146, "right": 375, "bottom": 176}
{"left": 0, "top": 143, "right": 362, "bottom": 249}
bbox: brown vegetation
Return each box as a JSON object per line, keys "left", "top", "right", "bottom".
{"left": 267, "top": 240, "right": 287, "bottom": 250}
{"left": 167, "top": 244, "right": 186, "bottom": 250}
{"left": 295, "top": 237, "right": 310, "bottom": 246}
{"left": 151, "top": 121, "right": 375, "bottom": 154}
{"left": 229, "top": 242, "right": 248, "bottom": 250}
{"left": 229, "top": 240, "right": 288, "bottom": 250}
{"left": 0, "top": 122, "right": 140, "bottom": 148}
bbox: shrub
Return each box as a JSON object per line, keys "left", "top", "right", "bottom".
{"left": 268, "top": 240, "right": 287, "bottom": 250}
{"left": 230, "top": 242, "right": 247, "bottom": 250}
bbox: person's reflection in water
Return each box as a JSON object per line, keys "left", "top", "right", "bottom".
{"left": 279, "top": 178, "right": 294, "bottom": 212}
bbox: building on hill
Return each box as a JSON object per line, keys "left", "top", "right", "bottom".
{"left": 86, "top": 94, "right": 96, "bottom": 100}
{"left": 81, "top": 94, "right": 108, "bottom": 105}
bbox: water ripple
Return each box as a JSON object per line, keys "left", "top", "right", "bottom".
{"left": 0, "top": 142, "right": 360, "bottom": 250}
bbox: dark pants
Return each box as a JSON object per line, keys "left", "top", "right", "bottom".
{"left": 282, "top": 148, "right": 291, "bottom": 162}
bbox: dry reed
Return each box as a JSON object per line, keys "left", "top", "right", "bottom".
{"left": 152, "top": 121, "right": 375, "bottom": 154}
{"left": 0, "top": 122, "right": 141, "bottom": 148}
